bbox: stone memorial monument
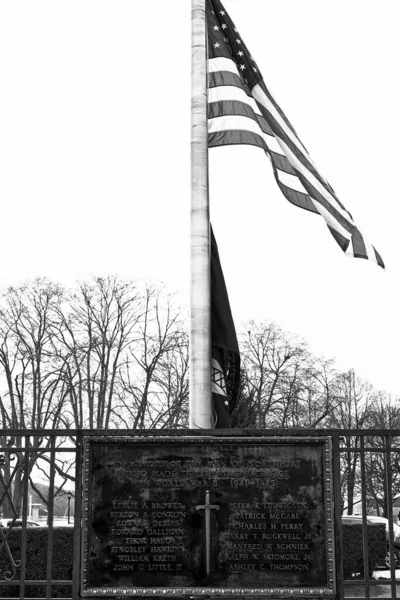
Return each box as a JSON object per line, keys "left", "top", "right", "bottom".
{"left": 81, "top": 434, "right": 335, "bottom": 597}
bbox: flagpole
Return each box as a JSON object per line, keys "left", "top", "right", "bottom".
{"left": 190, "top": 0, "right": 212, "bottom": 429}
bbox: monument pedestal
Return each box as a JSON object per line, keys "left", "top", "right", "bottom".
{"left": 81, "top": 433, "right": 335, "bottom": 597}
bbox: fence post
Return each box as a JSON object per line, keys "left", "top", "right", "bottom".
{"left": 359, "top": 435, "right": 370, "bottom": 600}
{"left": 384, "top": 435, "right": 397, "bottom": 598}
{"left": 332, "top": 432, "right": 344, "bottom": 600}
{"left": 45, "top": 436, "right": 56, "bottom": 599}
{"left": 19, "top": 435, "right": 30, "bottom": 600}
{"left": 72, "top": 434, "right": 83, "bottom": 599}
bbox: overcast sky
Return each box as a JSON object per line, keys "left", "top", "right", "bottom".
{"left": 0, "top": 1, "right": 399, "bottom": 395}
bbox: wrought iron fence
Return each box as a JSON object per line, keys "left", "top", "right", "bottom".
{"left": 0, "top": 431, "right": 82, "bottom": 600}
{"left": 0, "top": 429, "right": 399, "bottom": 600}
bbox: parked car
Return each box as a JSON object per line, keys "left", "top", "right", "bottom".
{"left": 342, "top": 514, "right": 400, "bottom": 569}
{"left": 0, "top": 518, "right": 42, "bottom": 528}
{"left": 0, "top": 518, "right": 72, "bottom": 528}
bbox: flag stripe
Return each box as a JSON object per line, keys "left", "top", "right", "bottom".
{"left": 209, "top": 73, "right": 344, "bottom": 213}
{"left": 295, "top": 172, "right": 357, "bottom": 234}
{"left": 268, "top": 150, "right": 297, "bottom": 176}
{"left": 209, "top": 56, "right": 239, "bottom": 76}
{"left": 256, "top": 80, "right": 304, "bottom": 144}
{"left": 209, "top": 128, "right": 269, "bottom": 153}
{"left": 209, "top": 86, "right": 262, "bottom": 116}
{"left": 209, "top": 114, "right": 284, "bottom": 156}
{"left": 351, "top": 227, "right": 368, "bottom": 259}
{"left": 374, "top": 247, "right": 384, "bottom": 265}
{"left": 329, "top": 226, "right": 351, "bottom": 252}
{"left": 275, "top": 177, "right": 321, "bottom": 214}
{"left": 254, "top": 84, "right": 348, "bottom": 212}
{"left": 209, "top": 96, "right": 275, "bottom": 138}
{"left": 208, "top": 99, "right": 261, "bottom": 122}
{"left": 209, "top": 70, "right": 249, "bottom": 91}
{"left": 209, "top": 90, "right": 354, "bottom": 226}
{"left": 208, "top": 110, "right": 360, "bottom": 232}
{"left": 277, "top": 168, "right": 310, "bottom": 196}
{"left": 208, "top": 90, "right": 356, "bottom": 226}
{"left": 364, "top": 237, "right": 376, "bottom": 262}
{"left": 273, "top": 136, "right": 356, "bottom": 226}
{"left": 252, "top": 84, "right": 315, "bottom": 173}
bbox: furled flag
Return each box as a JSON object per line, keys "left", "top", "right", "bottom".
{"left": 211, "top": 226, "right": 240, "bottom": 427}
{"left": 207, "top": 0, "right": 384, "bottom": 268}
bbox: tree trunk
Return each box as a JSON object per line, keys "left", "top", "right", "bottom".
{"left": 347, "top": 473, "right": 355, "bottom": 515}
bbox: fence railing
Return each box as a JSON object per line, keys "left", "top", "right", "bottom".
{"left": 0, "top": 428, "right": 399, "bottom": 600}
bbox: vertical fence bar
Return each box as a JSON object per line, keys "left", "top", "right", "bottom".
{"left": 359, "top": 435, "right": 370, "bottom": 599}
{"left": 72, "top": 433, "right": 83, "bottom": 600}
{"left": 384, "top": 435, "right": 397, "bottom": 598}
{"left": 45, "top": 436, "right": 56, "bottom": 600}
{"left": 332, "top": 432, "right": 344, "bottom": 600}
{"left": 19, "top": 435, "right": 30, "bottom": 600}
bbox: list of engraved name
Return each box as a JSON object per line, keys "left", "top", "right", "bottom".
{"left": 110, "top": 500, "right": 186, "bottom": 572}
{"left": 105, "top": 453, "right": 317, "bottom": 575}
{"left": 225, "top": 501, "right": 314, "bottom": 572}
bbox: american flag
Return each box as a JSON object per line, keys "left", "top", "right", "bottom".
{"left": 207, "top": 0, "right": 384, "bottom": 268}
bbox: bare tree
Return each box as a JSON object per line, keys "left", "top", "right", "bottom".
{"left": 363, "top": 394, "right": 400, "bottom": 517}
{"left": 118, "top": 284, "right": 186, "bottom": 428}
{"left": 53, "top": 276, "right": 144, "bottom": 429}
{"left": 239, "top": 321, "right": 302, "bottom": 427}
{"left": 239, "top": 321, "right": 339, "bottom": 429}
{"left": 280, "top": 358, "right": 340, "bottom": 428}
{"left": 330, "top": 369, "right": 374, "bottom": 514}
{"left": 151, "top": 331, "right": 189, "bottom": 428}
{"left": 231, "top": 369, "right": 258, "bottom": 428}
{"left": 0, "top": 277, "right": 190, "bottom": 516}
{"left": 0, "top": 279, "right": 67, "bottom": 516}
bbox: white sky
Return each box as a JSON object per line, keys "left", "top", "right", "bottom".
{"left": 0, "top": 1, "right": 399, "bottom": 396}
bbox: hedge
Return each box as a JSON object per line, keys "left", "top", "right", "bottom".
{"left": 0, "top": 527, "right": 73, "bottom": 598}
{"left": 0, "top": 523, "right": 389, "bottom": 596}
{"left": 342, "top": 522, "right": 387, "bottom": 579}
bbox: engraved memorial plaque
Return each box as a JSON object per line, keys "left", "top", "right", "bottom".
{"left": 82, "top": 435, "right": 335, "bottom": 597}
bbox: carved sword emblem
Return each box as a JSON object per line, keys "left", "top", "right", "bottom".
{"left": 195, "top": 490, "right": 219, "bottom": 577}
